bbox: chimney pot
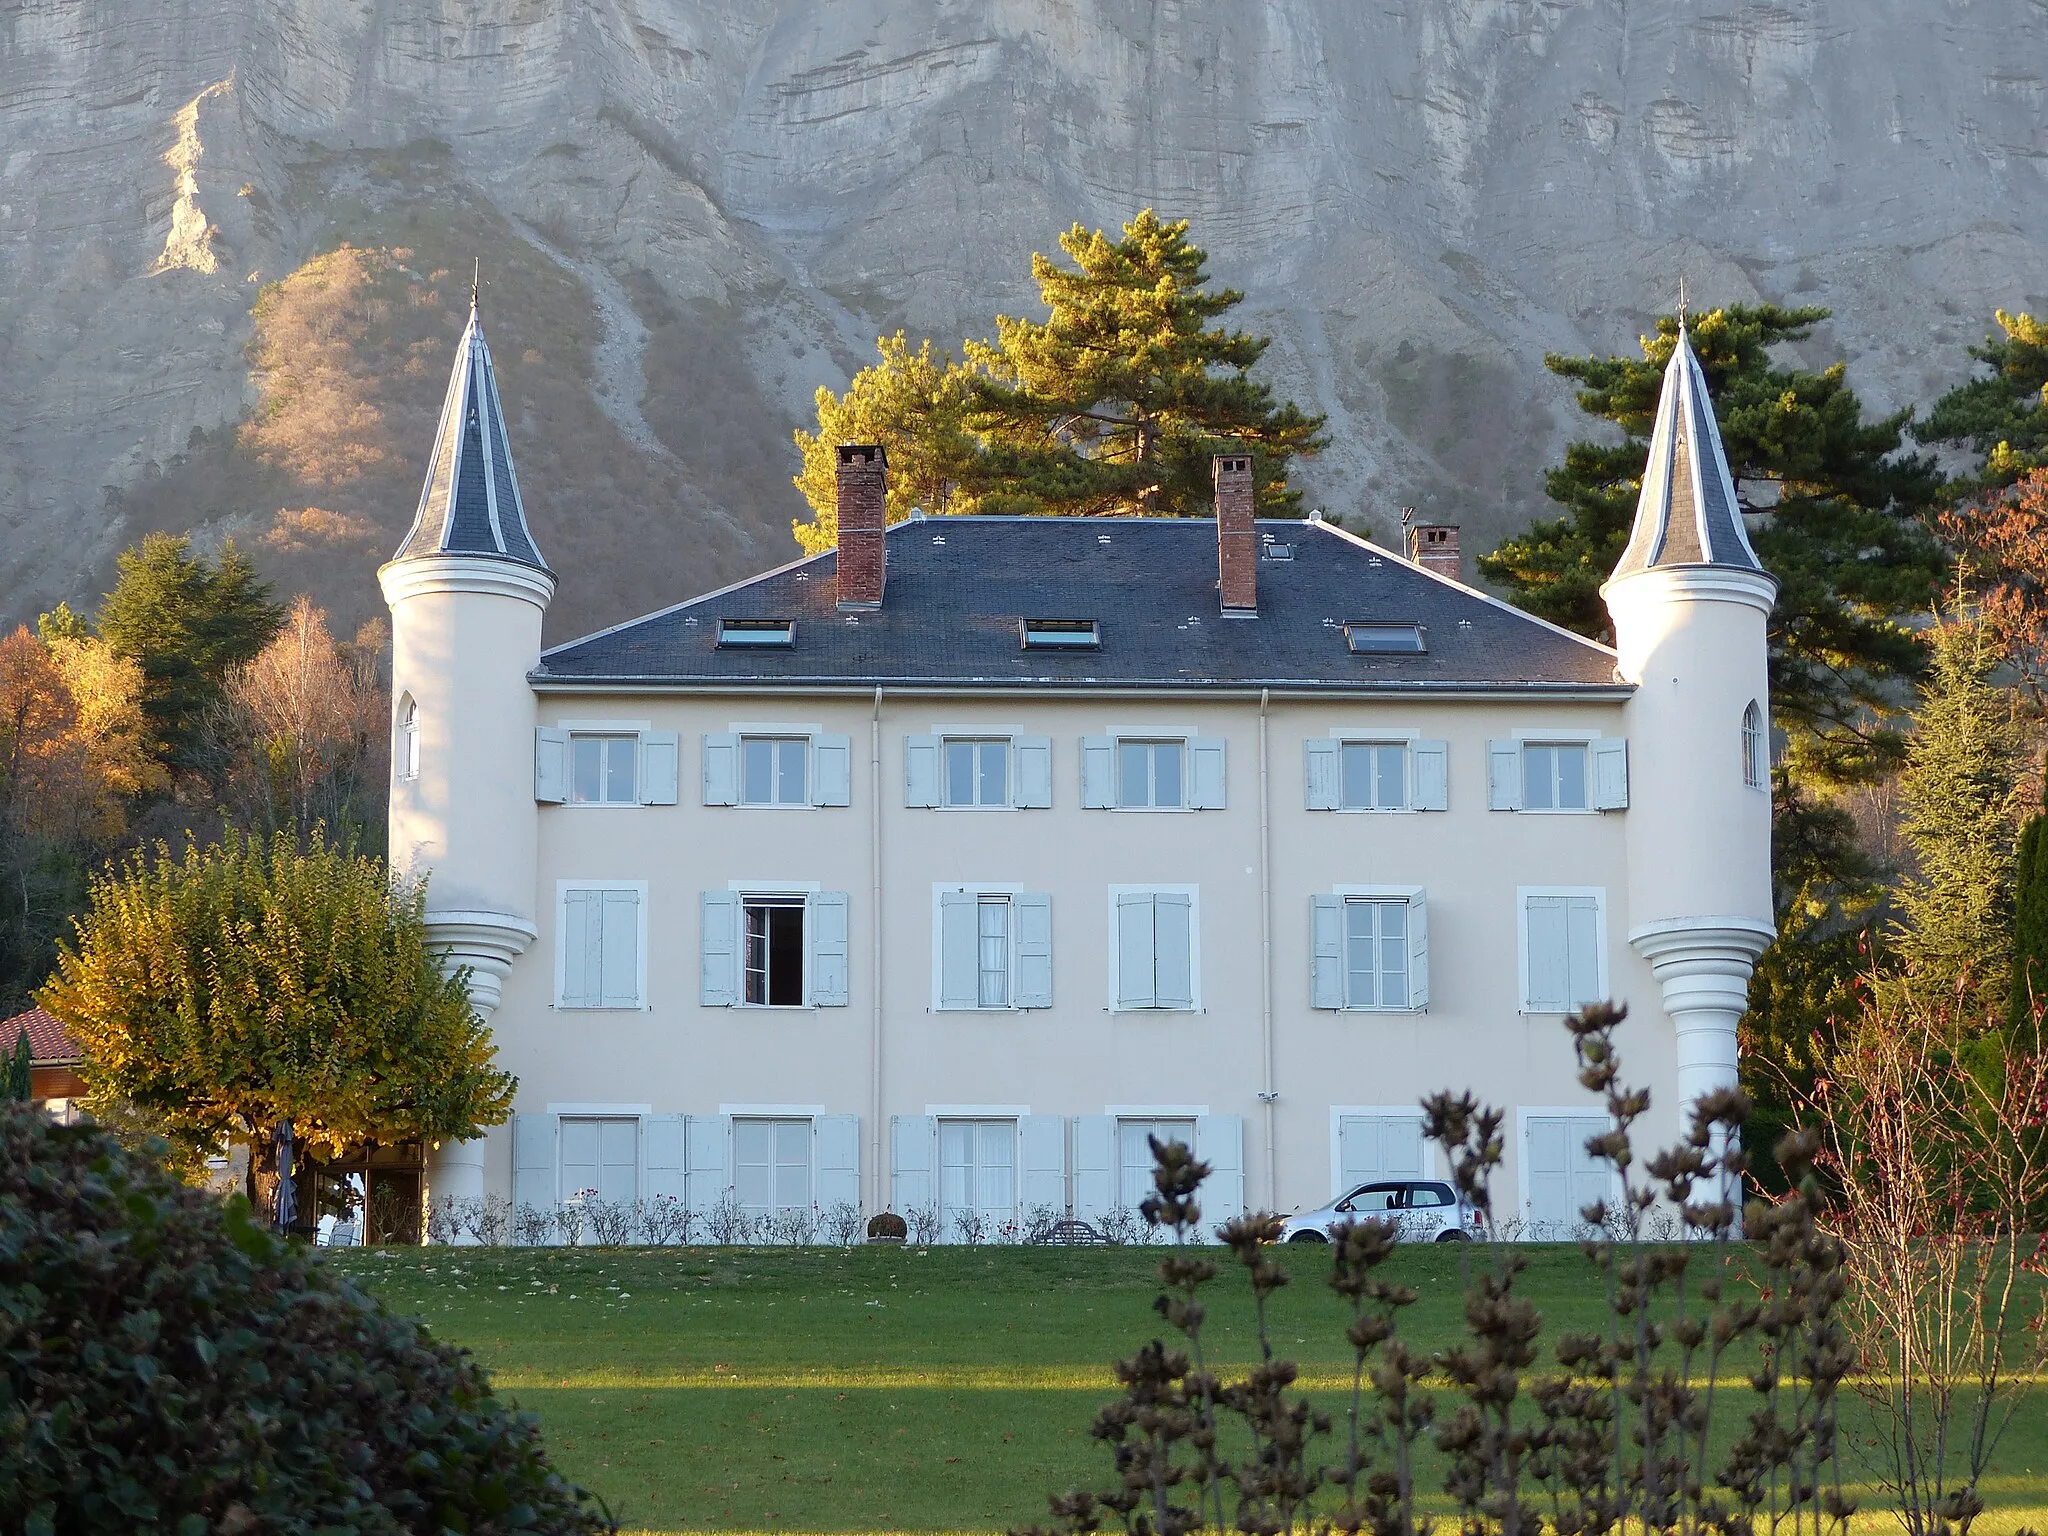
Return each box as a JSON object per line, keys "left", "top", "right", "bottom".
{"left": 835, "top": 443, "right": 888, "bottom": 609}
{"left": 1213, "top": 452, "right": 1257, "bottom": 613}
{"left": 1407, "top": 523, "right": 1461, "bottom": 582}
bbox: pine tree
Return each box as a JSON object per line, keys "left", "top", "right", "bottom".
{"left": 1921, "top": 308, "right": 2048, "bottom": 493}
{"left": 4, "top": 1026, "right": 29, "bottom": 1102}
{"left": 2008, "top": 803, "right": 2048, "bottom": 1038}
{"left": 1481, "top": 305, "right": 1945, "bottom": 786}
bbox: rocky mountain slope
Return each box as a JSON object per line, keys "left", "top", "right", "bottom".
{"left": 2, "top": 1, "right": 2044, "bottom": 643}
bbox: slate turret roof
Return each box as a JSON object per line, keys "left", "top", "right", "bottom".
{"left": 1609, "top": 320, "right": 1767, "bottom": 581}
{"left": 535, "top": 517, "right": 1624, "bottom": 694}
{"left": 390, "top": 299, "right": 549, "bottom": 571}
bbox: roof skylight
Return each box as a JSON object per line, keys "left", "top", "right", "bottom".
{"left": 1344, "top": 622, "right": 1426, "bottom": 655}
{"left": 716, "top": 618, "right": 795, "bottom": 648}
{"left": 1020, "top": 618, "right": 1101, "bottom": 650}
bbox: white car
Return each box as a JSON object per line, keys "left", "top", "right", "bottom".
{"left": 1278, "top": 1178, "right": 1482, "bottom": 1244}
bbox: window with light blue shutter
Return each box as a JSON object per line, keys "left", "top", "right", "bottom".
{"left": 1523, "top": 891, "right": 1602, "bottom": 1012}
{"left": 1080, "top": 737, "right": 1115, "bottom": 809}
{"left": 639, "top": 732, "right": 680, "bottom": 805}
{"left": 904, "top": 736, "right": 942, "bottom": 807}
{"left": 937, "top": 890, "right": 981, "bottom": 1010}
{"left": 559, "top": 887, "right": 642, "bottom": 1009}
{"left": 1309, "top": 894, "right": 1344, "bottom": 1008}
{"left": 812, "top": 734, "right": 853, "bottom": 806}
{"left": 1015, "top": 736, "right": 1052, "bottom": 808}
{"left": 1115, "top": 891, "right": 1194, "bottom": 1010}
{"left": 703, "top": 734, "right": 739, "bottom": 805}
{"left": 1304, "top": 739, "right": 1342, "bottom": 810}
{"left": 700, "top": 891, "right": 740, "bottom": 1006}
{"left": 1014, "top": 893, "right": 1053, "bottom": 1008}
{"left": 809, "top": 891, "right": 850, "bottom": 1006}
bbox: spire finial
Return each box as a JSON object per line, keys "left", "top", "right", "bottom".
{"left": 471, "top": 258, "right": 481, "bottom": 316}
{"left": 1676, "top": 275, "right": 1688, "bottom": 330}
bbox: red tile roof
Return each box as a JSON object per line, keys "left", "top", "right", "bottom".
{"left": 4, "top": 1007, "right": 81, "bottom": 1065}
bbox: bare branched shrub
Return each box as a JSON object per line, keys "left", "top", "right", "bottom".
{"left": 705, "top": 1191, "right": 755, "bottom": 1246}
{"left": 584, "top": 1198, "right": 635, "bottom": 1247}
{"left": 823, "top": 1201, "right": 864, "bottom": 1247}
{"left": 1097, "top": 1205, "right": 1143, "bottom": 1247}
{"left": 906, "top": 1205, "right": 942, "bottom": 1245}
{"left": 765, "top": 1203, "right": 821, "bottom": 1247}
{"left": 952, "top": 1208, "right": 988, "bottom": 1246}
{"left": 461, "top": 1192, "right": 511, "bottom": 1247}
{"left": 511, "top": 1203, "right": 553, "bottom": 1247}
{"left": 554, "top": 1192, "right": 593, "bottom": 1248}
{"left": 639, "top": 1194, "right": 691, "bottom": 1247}
{"left": 425, "top": 1194, "right": 463, "bottom": 1246}
{"left": 1022, "top": 1203, "right": 1062, "bottom": 1245}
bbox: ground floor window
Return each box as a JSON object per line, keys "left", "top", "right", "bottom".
{"left": 1524, "top": 1113, "right": 1613, "bottom": 1237}
{"left": 939, "top": 1119, "right": 1016, "bottom": 1240}
{"left": 560, "top": 1117, "right": 637, "bottom": 1205}
{"left": 733, "top": 1117, "right": 812, "bottom": 1217}
{"left": 1117, "top": 1117, "right": 1194, "bottom": 1210}
{"left": 1336, "top": 1114, "right": 1425, "bottom": 1198}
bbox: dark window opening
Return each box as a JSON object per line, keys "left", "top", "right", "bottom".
{"left": 745, "top": 898, "right": 806, "bottom": 1006}
{"left": 1020, "top": 618, "right": 1100, "bottom": 649}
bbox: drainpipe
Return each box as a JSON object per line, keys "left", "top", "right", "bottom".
{"left": 870, "top": 685, "right": 885, "bottom": 1215}
{"left": 1258, "top": 687, "right": 1277, "bottom": 1210}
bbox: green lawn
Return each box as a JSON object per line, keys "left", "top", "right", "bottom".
{"left": 333, "top": 1243, "right": 2048, "bottom": 1536}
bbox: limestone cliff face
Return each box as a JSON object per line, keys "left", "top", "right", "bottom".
{"left": 2, "top": 1, "right": 2044, "bottom": 640}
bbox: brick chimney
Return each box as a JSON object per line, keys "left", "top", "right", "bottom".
{"left": 1213, "top": 451, "right": 1257, "bottom": 614}
{"left": 1407, "top": 522, "right": 1461, "bottom": 582}
{"left": 835, "top": 443, "right": 887, "bottom": 609}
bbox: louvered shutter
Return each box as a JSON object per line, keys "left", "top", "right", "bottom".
{"left": 685, "top": 1114, "right": 729, "bottom": 1217}
{"left": 1488, "top": 741, "right": 1522, "bottom": 810}
{"left": 1304, "top": 739, "right": 1342, "bottom": 810}
{"left": 1591, "top": 738, "right": 1629, "bottom": 810}
{"left": 1081, "top": 736, "right": 1115, "bottom": 809}
{"left": 560, "top": 890, "right": 596, "bottom": 1007}
{"left": 1405, "top": 890, "right": 1429, "bottom": 1009}
{"left": 1073, "top": 1115, "right": 1115, "bottom": 1223}
{"left": 816, "top": 1114, "right": 860, "bottom": 1212}
{"left": 1115, "top": 893, "right": 1156, "bottom": 1008}
{"left": 639, "top": 731, "right": 680, "bottom": 804}
{"left": 1015, "top": 736, "right": 1052, "bottom": 808}
{"left": 1195, "top": 1115, "right": 1244, "bottom": 1233}
{"left": 1566, "top": 895, "right": 1602, "bottom": 1008}
{"left": 535, "top": 727, "right": 569, "bottom": 803}
{"left": 513, "top": 1114, "right": 558, "bottom": 1236}
{"left": 702, "top": 733, "right": 740, "bottom": 805}
{"left": 904, "top": 735, "right": 941, "bottom": 807}
{"left": 891, "top": 1115, "right": 937, "bottom": 1213}
{"left": 1189, "top": 739, "right": 1226, "bottom": 809}
{"left": 644, "top": 1114, "right": 687, "bottom": 1205}
{"left": 812, "top": 734, "right": 852, "bottom": 806}
{"left": 937, "top": 890, "right": 979, "bottom": 1010}
{"left": 1014, "top": 893, "right": 1053, "bottom": 1008}
{"left": 810, "top": 891, "right": 850, "bottom": 1006}
{"left": 1020, "top": 1115, "right": 1067, "bottom": 1214}
{"left": 1524, "top": 896, "right": 1569, "bottom": 1011}
{"left": 700, "top": 890, "right": 740, "bottom": 1006}
{"left": 1526, "top": 1117, "right": 1570, "bottom": 1231}
{"left": 1412, "top": 740, "right": 1449, "bottom": 811}
{"left": 599, "top": 890, "right": 640, "bottom": 1007}
{"left": 1310, "top": 894, "right": 1344, "bottom": 1009}
{"left": 1154, "top": 893, "right": 1194, "bottom": 1009}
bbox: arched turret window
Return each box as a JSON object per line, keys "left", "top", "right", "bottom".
{"left": 397, "top": 695, "right": 420, "bottom": 782}
{"left": 1741, "top": 700, "right": 1765, "bottom": 789}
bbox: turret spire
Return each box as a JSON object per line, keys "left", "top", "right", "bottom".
{"left": 389, "top": 297, "right": 548, "bottom": 571}
{"left": 1608, "top": 318, "right": 1765, "bottom": 581}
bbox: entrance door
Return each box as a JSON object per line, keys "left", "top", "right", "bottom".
{"left": 939, "top": 1119, "right": 1017, "bottom": 1237}
{"left": 560, "top": 1117, "right": 638, "bottom": 1205}
{"left": 1525, "top": 1115, "right": 1612, "bottom": 1237}
{"left": 1336, "top": 1114, "right": 1424, "bottom": 1201}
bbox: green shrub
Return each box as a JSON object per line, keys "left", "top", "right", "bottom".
{"left": 0, "top": 1104, "right": 613, "bottom": 1535}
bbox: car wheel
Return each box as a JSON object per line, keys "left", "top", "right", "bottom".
{"left": 1434, "top": 1229, "right": 1473, "bottom": 1243}
{"left": 1288, "top": 1229, "right": 1329, "bottom": 1244}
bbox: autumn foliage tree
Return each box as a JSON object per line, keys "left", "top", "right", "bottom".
{"left": 40, "top": 830, "right": 514, "bottom": 1211}
{"left": 1940, "top": 466, "right": 2048, "bottom": 702}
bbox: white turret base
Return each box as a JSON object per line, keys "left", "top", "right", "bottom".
{"left": 425, "top": 1136, "right": 488, "bottom": 1246}
{"left": 424, "top": 909, "right": 538, "bottom": 1017}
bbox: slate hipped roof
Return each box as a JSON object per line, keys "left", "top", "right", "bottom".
{"left": 536, "top": 517, "right": 1624, "bottom": 693}
{"left": 1610, "top": 320, "right": 1768, "bottom": 580}
{"left": 390, "top": 300, "right": 549, "bottom": 571}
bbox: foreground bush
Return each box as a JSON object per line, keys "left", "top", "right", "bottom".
{"left": 0, "top": 1104, "right": 613, "bottom": 1535}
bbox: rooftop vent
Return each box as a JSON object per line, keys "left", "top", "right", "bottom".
{"left": 717, "top": 618, "right": 796, "bottom": 648}
{"left": 1344, "top": 622, "right": 1426, "bottom": 655}
{"left": 1021, "top": 618, "right": 1101, "bottom": 650}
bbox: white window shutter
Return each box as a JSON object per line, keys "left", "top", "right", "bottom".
{"left": 1194, "top": 1114, "right": 1245, "bottom": 1234}
{"left": 1154, "top": 892, "right": 1194, "bottom": 1009}
{"left": 1405, "top": 889, "right": 1429, "bottom": 1010}
{"left": 1020, "top": 1114, "right": 1067, "bottom": 1214}
{"left": 904, "top": 735, "right": 941, "bottom": 807}
{"left": 1189, "top": 739, "right": 1226, "bottom": 809}
{"left": 1074, "top": 1114, "right": 1115, "bottom": 1222}
{"left": 685, "top": 1114, "right": 730, "bottom": 1218}
{"left": 1081, "top": 736, "right": 1115, "bottom": 809}
{"left": 1015, "top": 736, "right": 1053, "bottom": 808}
{"left": 1524, "top": 896, "right": 1568, "bottom": 1012}
{"left": 813, "top": 733, "right": 853, "bottom": 806}
{"left": 1567, "top": 895, "right": 1602, "bottom": 1008}
{"left": 1488, "top": 740, "right": 1523, "bottom": 810}
{"left": 703, "top": 733, "right": 740, "bottom": 806}
{"left": 1115, "top": 893, "right": 1156, "bottom": 1008}
{"left": 937, "top": 890, "right": 979, "bottom": 1010}
{"left": 534, "top": 727, "right": 569, "bottom": 804}
{"left": 1310, "top": 894, "right": 1344, "bottom": 1009}
{"left": 891, "top": 1114, "right": 936, "bottom": 1213}
{"left": 560, "top": 890, "right": 595, "bottom": 1007}
{"left": 816, "top": 1114, "right": 860, "bottom": 1210}
{"left": 599, "top": 890, "right": 640, "bottom": 1007}
{"left": 644, "top": 1114, "right": 687, "bottom": 1205}
{"left": 1304, "top": 739, "right": 1342, "bottom": 810}
{"left": 639, "top": 731, "right": 680, "bottom": 805}
{"left": 810, "top": 891, "right": 850, "bottom": 1006}
{"left": 1592, "top": 738, "right": 1629, "bottom": 810}
{"left": 1014, "top": 893, "right": 1053, "bottom": 1008}
{"left": 700, "top": 890, "right": 740, "bottom": 1007}
{"left": 513, "top": 1113, "right": 558, "bottom": 1232}
{"left": 1413, "top": 740, "right": 1449, "bottom": 811}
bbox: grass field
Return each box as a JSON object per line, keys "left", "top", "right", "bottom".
{"left": 334, "top": 1243, "right": 2048, "bottom": 1536}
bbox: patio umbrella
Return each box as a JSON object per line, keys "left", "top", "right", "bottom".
{"left": 274, "top": 1118, "right": 297, "bottom": 1232}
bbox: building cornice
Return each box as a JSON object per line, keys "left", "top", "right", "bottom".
{"left": 1600, "top": 564, "right": 1778, "bottom": 615}
{"left": 380, "top": 555, "right": 556, "bottom": 609}
{"left": 525, "top": 678, "right": 1636, "bottom": 702}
